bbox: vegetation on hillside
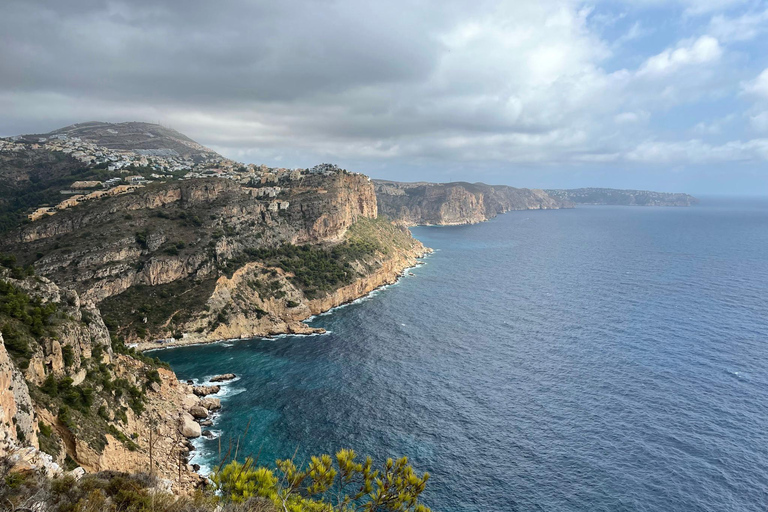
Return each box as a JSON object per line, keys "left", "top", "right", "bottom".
{"left": 100, "top": 279, "right": 217, "bottom": 340}
{"left": 241, "top": 217, "right": 408, "bottom": 299}
{"left": 0, "top": 256, "right": 58, "bottom": 369}
{"left": 0, "top": 150, "right": 118, "bottom": 235}
{"left": 1, "top": 449, "right": 431, "bottom": 512}
{"left": 1, "top": 266, "right": 168, "bottom": 460}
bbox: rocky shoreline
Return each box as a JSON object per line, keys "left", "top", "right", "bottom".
{"left": 158, "top": 249, "right": 432, "bottom": 479}
{"left": 136, "top": 244, "right": 432, "bottom": 352}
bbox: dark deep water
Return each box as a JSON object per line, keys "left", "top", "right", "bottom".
{"left": 156, "top": 199, "right": 768, "bottom": 512}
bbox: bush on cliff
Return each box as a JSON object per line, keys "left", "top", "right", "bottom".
{"left": 0, "top": 277, "right": 59, "bottom": 368}
{"left": 1, "top": 450, "right": 432, "bottom": 512}
{"left": 212, "top": 449, "right": 431, "bottom": 512}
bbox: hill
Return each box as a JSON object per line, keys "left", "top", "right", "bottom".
{"left": 15, "top": 121, "right": 221, "bottom": 162}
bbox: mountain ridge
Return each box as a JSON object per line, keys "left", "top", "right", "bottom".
{"left": 14, "top": 121, "right": 221, "bottom": 162}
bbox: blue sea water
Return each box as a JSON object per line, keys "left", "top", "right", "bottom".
{"left": 156, "top": 199, "right": 768, "bottom": 512}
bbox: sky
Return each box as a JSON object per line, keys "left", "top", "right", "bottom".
{"left": 2, "top": 0, "right": 768, "bottom": 194}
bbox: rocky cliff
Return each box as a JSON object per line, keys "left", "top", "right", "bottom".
{"left": 1, "top": 170, "right": 426, "bottom": 345}
{"left": 0, "top": 168, "right": 429, "bottom": 491}
{"left": 374, "top": 180, "right": 571, "bottom": 226}
{"left": 0, "top": 268, "right": 208, "bottom": 492}
{"left": 0, "top": 121, "right": 438, "bottom": 494}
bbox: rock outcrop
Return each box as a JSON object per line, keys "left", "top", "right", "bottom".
{"left": 0, "top": 271, "right": 204, "bottom": 493}
{"left": 180, "top": 413, "right": 202, "bottom": 439}
{"left": 209, "top": 373, "right": 236, "bottom": 382}
{"left": 374, "top": 180, "right": 571, "bottom": 226}
{"left": 0, "top": 332, "right": 39, "bottom": 452}
{"left": 192, "top": 385, "right": 220, "bottom": 397}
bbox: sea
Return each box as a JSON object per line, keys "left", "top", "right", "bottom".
{"left": 155, "top": 198, "right": 768, "bottom": 512}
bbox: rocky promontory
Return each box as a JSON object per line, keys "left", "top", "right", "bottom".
{"left": 374, "top": 180, "right": 572, "bottom": 226}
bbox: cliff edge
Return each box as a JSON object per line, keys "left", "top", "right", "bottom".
{"left": 374, "top": 180, "right": 572, "bottom": 226}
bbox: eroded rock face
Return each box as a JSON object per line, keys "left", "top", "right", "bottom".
{"left": 7, "top": 174, "right": 381, "bottom": 324}
{"left": 374, "top": 180, "right": 572, "bottom": 226}
{"left": 0, "top": 271, "right": 203, "bottom": 493}
{"left": 0, "top": 332, "right": 39, "bottom": 453}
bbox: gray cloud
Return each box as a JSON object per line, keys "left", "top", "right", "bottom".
{"left": 1, "top": 0, "right": 768, "bottom": 193}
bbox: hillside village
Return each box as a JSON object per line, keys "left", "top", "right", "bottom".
{"left": 0, "top": 135, "right": 348, "bottom": 222}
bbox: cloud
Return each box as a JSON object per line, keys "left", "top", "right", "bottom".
{"left": 0, "top": 0, "right": 766, "bottom": 192}
{"left": 742, "top": 68, "right": 768, "bottom": 98}
{"left": 750, "top": 111, "right": 768, "bottom": 132}
{"left": 709, "top": 8, "right": 768, "bottom": 42}
{"left": 636, "top": 36, "right": 722, "bottom": 77}
{"left": 626, "top": 138, "right": 768, "bottom": 164}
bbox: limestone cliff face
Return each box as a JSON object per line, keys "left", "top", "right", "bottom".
{"left": 134, "top": 220, "right": 429, "bottom": 349}
{"left": 0, "top": 271, "right": 202, "bottom": 492}
{"left": 306, "top": 241, "right": 424, "bottom": 316}
{"left": 0, "top": 332, "right": 39, "bottom": 452}
{"left": 374, "top": 180, "right": 571, "bottom": 226}
{"left": 10, "top": 174, "right": 378, "bottom": 306}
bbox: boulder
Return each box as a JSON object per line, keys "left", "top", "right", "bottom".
{"left": 209, "top": 373, "right": 236, "bottom": 382}
{"left": 182, "top": 394, "right": 199, "bottom": 410}
{"left": 199, "top": 419, "right": 213, "bottom": 427}
{"left": 200, "top": 397, "right": 221, "bottom": 411}
{"left": 192, "top": 385, "right": 220, "bottom": 397}
{"left": 180, "top": 413, "right": 201, "bottom": 438}
{"left": 202, "top": 430, "right": 214, "bottom": 439}
{"left": 189, "top": 405, "right": 208, "bottom": 419}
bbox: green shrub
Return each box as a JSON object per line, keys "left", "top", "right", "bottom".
{"left": 62, "top": 344, "right": 75, "bottom": 367}
{"left": 41, "top": 373, "right": 58, "bottom": 396}
{"left": 38, "top": 421, "right": 53, "bottom": 437}
{"left": 212, "top": 449, "right": 431, "bottom": 511}
{"left": 58, "top": 406, "right": 75, "bottom": 430}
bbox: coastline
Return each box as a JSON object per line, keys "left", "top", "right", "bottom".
{"left": 148, "top": 246, "right": 432, "bottom": 477}
{"left": 137, "top": 243, "right": 432, "bottom": 352}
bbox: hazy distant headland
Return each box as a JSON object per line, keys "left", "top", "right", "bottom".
{"left": 546, "top": 187, "right": 699, "bottom": 207}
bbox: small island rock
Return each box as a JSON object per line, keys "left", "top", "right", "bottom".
{"left": 210, "top": 373, "right": 236, "bottom": 382}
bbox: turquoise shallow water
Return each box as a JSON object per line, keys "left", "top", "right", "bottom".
{"left": 156, "top": 199, "right": 768, "bottom": 511}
